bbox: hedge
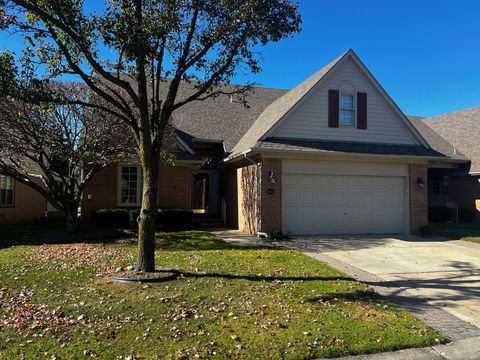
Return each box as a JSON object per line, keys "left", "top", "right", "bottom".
{"left": 428, "top": 206, "right": 453, "bottom": 223}
{"left": 428, "top": 206, "right": 477, "bottom": 223}
{"left": 92, "top": 207, "right": 192, "bottom": 229}
{"left": 91, "top": 208, "right": 131, "bottom": 228}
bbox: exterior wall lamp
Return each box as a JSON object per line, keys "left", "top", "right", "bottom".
{"left": 268, "top": 170, "right": 276, "bottom": 184}
{"left": 417, "top": 177, "right": 425, "bottom": 189}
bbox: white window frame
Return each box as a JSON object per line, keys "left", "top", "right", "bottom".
{"left": 339, "top": 93, "right": 356, "bottom": 126}
{"left": 118, "top": 165, "right": 143, "bottom": 207}
{"left": 0, "top": 175, "right": 15, "bottom": 207}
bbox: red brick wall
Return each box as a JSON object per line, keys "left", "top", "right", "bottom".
{"left": 82, "top": 165, "right": 119, "bottom": 223}
{"left": 449, "top": 176, "right": 480, "bottom": 222}
{"left": 258, "top": 158, "right": 282, "bottom": 233}
{"left": 82, "top": 163, "right": 192, "bottom": 224}
{"left": 409, "top": 164, "right": 428, "bottom": 233}
{"left": 158, "top": 165, "right": 192, "bottom": 209}
{"left": 0, "top": 178, "right": 48, "bottom": 223}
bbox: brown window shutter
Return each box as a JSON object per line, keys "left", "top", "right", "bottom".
{"left": 328, "top": 89, "right": 339, "bottom": 128}
{"left": 357, "top": 92, "right": 367, "bottom": 129}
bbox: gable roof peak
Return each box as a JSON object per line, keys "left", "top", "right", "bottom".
{"left": 230, "top": 50, "right": 352, "bottom": 156}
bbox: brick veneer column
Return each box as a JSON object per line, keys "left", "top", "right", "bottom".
{"left": 409, "top": 164, "right": 428, "bottom": 233}
{"left": 258, "top": 158, "right": 282, "bottom": 233}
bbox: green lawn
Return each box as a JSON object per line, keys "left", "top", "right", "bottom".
{"left": 429, "top": 223, "right": 480, "bottom": 243}
{"left": 0, "top": 228, "right": 441, "bottom": 359}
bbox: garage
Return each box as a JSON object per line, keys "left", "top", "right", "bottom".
{"left": 282, "top": 159, "right": 408, "bottom": 235}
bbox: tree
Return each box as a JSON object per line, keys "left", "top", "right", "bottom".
{"left": 0, "top": 82, "right": 133, "bottom": 231}
{"left": 0, "top": 0, "right": 302, "bottom": 272}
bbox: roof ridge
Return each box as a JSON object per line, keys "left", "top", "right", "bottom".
{"left": 424, "top": 105, "right": 480, "bottom": 120}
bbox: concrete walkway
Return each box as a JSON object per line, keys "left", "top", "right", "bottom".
{"left": 214, "top": 231, "right": 480, "bottom": 359}
{"left": 323, "top": 335, "right": 480, "bottom": 360}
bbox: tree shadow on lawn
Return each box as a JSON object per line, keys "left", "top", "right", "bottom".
{"left": 154, "top": 230, "right": 279, "bottom": 251}
{"left": 0, "top": 221, "right": 124, "bottom": 250}
{"left": 178, "top": 270, "right": 352, "bottom": 283}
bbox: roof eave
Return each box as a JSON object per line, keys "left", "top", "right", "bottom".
{"left": 224, "top": 147, "right": 448, "bottom": 163}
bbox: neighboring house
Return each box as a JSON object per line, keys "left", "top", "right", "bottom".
{"left": 0, "top": 174, "right": 56, "bottom": 223}
{"left": 409, "top": 109, "right": 480, "bottom": 220}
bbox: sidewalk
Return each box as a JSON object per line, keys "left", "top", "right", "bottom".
{"left": 323, "top": 336, "right": 480, "bottom": 360}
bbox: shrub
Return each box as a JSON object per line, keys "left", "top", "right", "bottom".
{"left": 267, "top": 229, "right": 291, "bottom": 241}
{"left": 418, "top": 225, "right": 432, "bottom": 237}
{"left": 92, "top": 208, "right": 131, "bottom": 228}
{"left": 458, "top": 207, "right": 476, "bottom": 223}
{"left": 92, "top": 207, "right": 193, "bottom": 230}
{"left": 428, "top": 206, "right": 453, "bottom": 223}
{"left": 157, "top": 208, "right": 192, "bottom": 229}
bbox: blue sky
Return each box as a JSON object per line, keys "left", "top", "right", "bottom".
{"left": 1, "top": 0, "right": 479, "bottom": 117}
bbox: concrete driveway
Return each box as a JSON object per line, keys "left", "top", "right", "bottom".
{"left": 289, "top": 235, "right": 480, "bottom": 329}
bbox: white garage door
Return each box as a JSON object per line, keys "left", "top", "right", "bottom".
{"left": 282, "top": 173, "right": 406, "bottom": 235}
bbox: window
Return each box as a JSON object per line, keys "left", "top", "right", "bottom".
{"left": 433, "top": 176, "right": 449, "bottom": 195}
{"left": 340, "top": 93, "right": 355, "bottom": 126}
{"left": 119, "top": 166, "right": 142, "bottom": 206}
{"left": 0, "top": 175, "right": 14, "bottom": 206}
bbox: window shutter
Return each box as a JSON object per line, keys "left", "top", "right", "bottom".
{"left": 357, "top": 92, "right": 367, "bottom": 129}
{"left": 328, "top": 90, "right": 339, "bottom": 128}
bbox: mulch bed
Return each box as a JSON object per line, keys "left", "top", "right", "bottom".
{"left": 112, "top": 268, "right": 180, "bottom": 283}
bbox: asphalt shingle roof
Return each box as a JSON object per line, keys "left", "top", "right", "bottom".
{"left": 170, "top": 82, "right": 287, "bottom": 152}
{"left": 418, "top": 107, "right": 480, "bottom": 173}
{"left": 407, "top": 116, "right": 468, "bottom": 161}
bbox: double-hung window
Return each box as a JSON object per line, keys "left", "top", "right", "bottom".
{"left": 119, "top": 165, "right": 142, "bottom": 206}
{"left": 0, "top": 175, "right": 15, "bottom": 206}
{"left": 340, "top": 93, "right": 355, "bottom": 126}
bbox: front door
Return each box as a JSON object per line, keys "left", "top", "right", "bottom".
{"left": 192, "top": 170, "right": 220, "bottom": 215}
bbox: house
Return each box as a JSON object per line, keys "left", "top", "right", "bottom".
{"left": 8, "top": 49, "right": 476, "bottom": 233}
{"left": 0, "top": 174, "right": 57, "bottom": 223}
{"left": 82, "top": 48, "right": 465, "bottom": 235}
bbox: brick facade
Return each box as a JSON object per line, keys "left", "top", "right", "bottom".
{"left": 409, "top": 164, "right": 428, "bottom": 233}
{"left": 82, "top": 163, "right": 192, "bottom": 224}
{"left": 157, "top": 165, "right": 192, "bottom": 209}
{"left": 0, "top": 178, "right": 49, "bottom": 223}
{"left": 258, "top": 158, "right": 282, "bottom": 233}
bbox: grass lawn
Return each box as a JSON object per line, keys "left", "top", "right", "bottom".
{"left": 0, "top": 228, "right": 441, "bottom": 359}
{"left": 429, "top": 223, "right": 480, "bottom": 243}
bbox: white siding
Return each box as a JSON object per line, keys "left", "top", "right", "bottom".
{"left": 271, "top": 57, "right": 419, "bottom": 145}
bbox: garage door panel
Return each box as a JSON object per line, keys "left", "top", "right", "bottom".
{"left": 283, "top": 172, "right": 405, "bottom": 235}
{"left": 283, "top": 175, "right": 297, "bottom": 186}
{"left": 330, "top": 191, "right": 344, "bottom": 202}
{"left": 314, "top": 191, "right": 330, "bottom": 202}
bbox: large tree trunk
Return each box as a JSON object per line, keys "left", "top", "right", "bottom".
{"left": 137, "top": 150, "right": 160, "bottom": 272}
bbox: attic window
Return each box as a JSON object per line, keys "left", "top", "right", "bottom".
{"left": 340, "top": 94, "right": 355, "bottom": 126}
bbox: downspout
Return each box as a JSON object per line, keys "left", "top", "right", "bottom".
{"left": 243, "top": 154, "right": 264, "bottom": 237}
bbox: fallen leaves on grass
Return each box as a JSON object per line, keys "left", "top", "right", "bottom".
{"left": 22, "top": 244, "right": 134, "bottom": 273}
{"left": 0, "top": 287, "right": 83, "bottom": 340}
